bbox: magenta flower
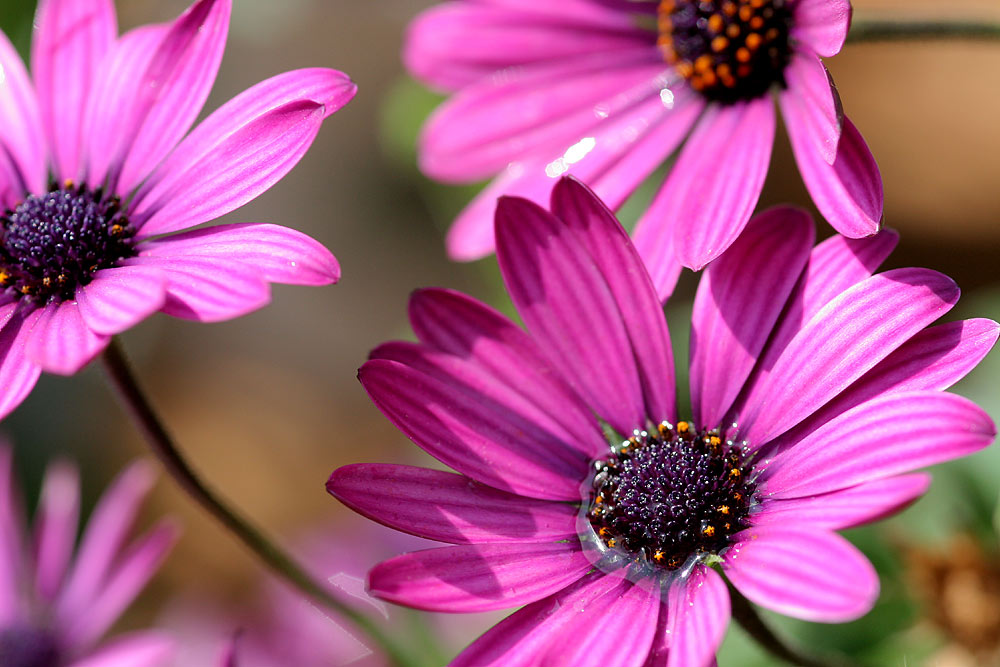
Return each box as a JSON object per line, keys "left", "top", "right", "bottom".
{"left": 328, "top": 178, "right": 996, "bottom": 666}
{"left": 406, "top": 0, "right": 882, "bottom": 297}
{"left": 0, "top": 446, "right": 177, "bottom": 666}
{"left": 0, "top": 0, "right": 355, "bottom": 419}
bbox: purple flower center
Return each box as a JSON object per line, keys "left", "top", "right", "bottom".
{"left": 587, "top": 421, "right": 757, "bottom": 571}
{"left": 0, "top": 625, "right": 62, "bottom": 667}
{"left": 0, "top": 184, "right": 135, "bottom": 303}
{"left": 657, "top": 0, "right": 792, "bottom": 104}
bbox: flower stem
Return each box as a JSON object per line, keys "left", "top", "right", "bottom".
{"left": 728, "top": 584, "right": 858, "bottom": 667}
{"left": 100, "top": 337, "right": 416, "bottom": 667}
{"left": 848, "top": 18, "right": 1000, "bottom": 44}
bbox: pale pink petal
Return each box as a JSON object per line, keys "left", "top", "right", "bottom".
{"left": 328, "top": 464, "right": 577, "bottom": 544}
{"left": 124, "top": 255, "right": 270, "bottom": 323}
{"left": 33, "top": 461, "right": 80, "bottom": 601}
{"left": 368, "top": 542, "right": 591, "bottom": 612}
{"left": 634, "top": 96, "right": 775, "bottom": 272}
{"left": 752, "top": 474, "right": 931, "bottom": 530}
{"left": 31, "top": 0, "right": 117, "bottom": 181}
{"left": 25, "top": 300, "right": 109, "bottom": 375}
{"left": 0, "top": 32, "right": 46, "bottom": 195}
{"left": 0, "top": 307, "right": 43, "bottom": 421}
{"left": 724, "top": 527, "right": 878, "bottom": 622}
{"left": 690, "top": 207, "right": 813, "bottom": 429}
{"left": 778, "top": 50, "right": 841, "bottom": 164}
{"left": 137, "top": 223, "right": 339, "bottom": 286}
{"left": 760, "top": 391, "right": 995, "bottom": 499}
{"left": 70, "top": 632, "right": 174, "bottom": 667}
{"left": 791, "top": 0, "right": 852, "bottom": 57}
{"left": 408, "top": 288, "right": 607, "bottom": 457}
{"left": 132, "top": 101, "right": 325, "bottom": 237}
{"left": 495, "top": 195, "right": 645, "bottom": 435}
{"left": 76, "top": 265, "right": 168, "bottom": 335}
{"left": 663, "top": 567, "right": 730, "bottom": 667}
{"left": 741, "top": 268, "right": 960, "bottom": 446}
{"left": 359, "top": 359, "right": 586, "bottom": 501}
{"left": 0, "top": 446, "right": 26, "bottom": 625}
{"left": 788, "top": 113, "right": 882, "bottom": 238}
{"left": 551, "top": 177, "right": 677, "bottom": 423}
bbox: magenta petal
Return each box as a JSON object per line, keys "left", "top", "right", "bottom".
{"left": 327, "top": 464, "right": 578, "bottom": 544}
{"left": 33, "top": 461, "right": 80, "bottom": 601}
{"left": 25, "top": 301, "right": 109, "bottom": 375}
{"left": 0, "top": 32, "right": 46, "bottom": 197}
{"left": 138, "top": 223, "right": 340, "bottom": 286}
{"left": 760, "top": 391, "right": 995, "bottom": 499}
{"left": 31, "top": 0, "right": 117, "bottom": 181}
{"left": 791, "top": 0, "right": 852, "bottom": 57}
{"left": 779, "top": 50, "right": 841, "bottom": 164}
{"left": 788, "top": 113, "right": 882, "bottom": 239}
{"left": 0, "top": 447, "right": 26, "bottom": 624}
{"left": 551, "top": 177, "right": 677, "bottom": 423}
{"left": 639, "top": 97, "right": 775, "bottom": 271}
{"left": 496, "top": 195, "right": 646, "bottom": 434}
{"left": 359, "top": 359, "right": 585, "bottom": 500}
{"left": 131, "top": 67, "right": 355, "bottom": 210}
{"left": 132, "top": 101, "right": 325, "bottom": 237}
{"left": 124, "top": 255, "right": 270, "bottom": 323}
{"left": 0, "top": 307, "right": 43, "bottom": 421}
{"left": 725, "top": 527, "right": 878, "bottom": 622}
{"left": 70, "top": 632, "right": 175, "bottom": 667}
{"left": 741, "top": 267, "right": 960, "bottom": 446}
{"left": 408, "top": 289, "right": 607, "bottom": 456}
{"left": 663, "top": 567, "right": 729, "bottom": 667}
{"left": 112, "top": 0, "right": 232, "bottom": 193}
{"left": 752, "top": 474, "right": 931, "bottom": 531}
{"left": 690, "top": 207, "right": 813, "bottom": 428}
{"left": 76, "top": 265, "right": 168, "bottom": 335}
{"left": 368, "top": 542, "right": 591, "bottom": 612}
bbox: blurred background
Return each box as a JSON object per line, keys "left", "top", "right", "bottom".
{"left": 1, "top": 0, "right": 998, "bottom": 664}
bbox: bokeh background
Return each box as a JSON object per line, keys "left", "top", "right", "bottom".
{"left": 1, "top": 0, "right": 999, "bottom": 664}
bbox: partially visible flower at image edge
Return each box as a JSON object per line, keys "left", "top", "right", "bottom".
{"left": 0, "top": 445, "right": 177, "bottom": 666}
{"left": 328, "top": 177, "right": 997, "bottom": 666}
{"left": 406, "top": 0, "right": 880, "bottom": 298}
{"left": 0, "top": 0, "right": 355, "bottom": 419}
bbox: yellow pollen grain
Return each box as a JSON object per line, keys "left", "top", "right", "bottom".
{"left": 694, "top": 55, "right": 713, "bottom": 73}
{"left": 711, "top": 36, "right": 729, "bottom": 52}
{"left": 677, "top": 421, "right": 690, "bottom": 433}
{"left": 736, "top": 47, "right": 751, "bottom": 63}
{"left": 729, "top": 468, "right": 742, "bottom": 479}
{"left": 745, "top": 32, "right": 762, "bottom": 50}
{"left": 718, "top": 505, "right": 731, "bottom": 515}
{"left": 723, "top": 1, "right": 737, "bottom": 16}
{"left": 739, "top": 5, "right": 753, "bottom": 22}
{"left": 703, "top": 525, "right": 716, "bottom": 537}
{"left": 727, "top": 23, "right": 741, "bottom": 38}
{"left": 708, "top": 14, "right": 724, "bottom": 33}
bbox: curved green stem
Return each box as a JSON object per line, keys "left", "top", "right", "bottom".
{"left": 849, "top": 18, "right": 1000, "bottom": 44}
{"left": 100, "top": 337, "right": 416, "bottom": 667}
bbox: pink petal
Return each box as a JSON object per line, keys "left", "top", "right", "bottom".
{"left": 408, "top": 288, "right": 607, "bottom": 457}
{"left": 752, "top": 474, "right": 931, "bottom": 531}
{"left": 741, "top": 267, "right": 960, "bottom": 446}
{"left": 76, "top": 265, "right": 168, "bottom": 335}
{"left": 0, "top": 307, "right": 43, "bottom": 421}
{"left": 779, "top": 50, "right": 841, "bottom": 164}
{"left": 690, "top": 207, "right": 814, "bottom": 429}
{"left": 404, "top": 2, "right": 651, "bottom": 91}
{"left": 409, "top": 289, "right": 608, "bottom": 456}
{"left": 635, "top": 96, "right": 775, "bottom": 272}
{"left": 550, "top": 177, "right": 677, "bottom": 424}
{"left": 111, "top": 0, "right": 232, "bottom": 193}
{"left": 131, "top": 101, "right": 325, "bottom": 237}
{"left": 70, "top": 632, "right": 175, "bottom": 667}
{"left": 791, "top": 0, "right": 852, "bottom": 57}
{"left": 25, "top": 300, "right": 109, "bottom": 375}
{"left": 327, "top": 463, "right": 578, "bottom": 544}
{"left": 788, "top": 113, "right": 883, "bottom": 239}
{"left": 131, "top": 67, "right": 355, "bottom": 209}
{"left": 0, "top": 32, "right": 46, "bottom": 196}
{"left": 31, "top": 0, "right": 117, "bottom": 181}
{"left": 33, "top": 461, "right": 80, "bottom": 601}
{"left": 663, "top": 567, "right": 730, "bottom": 667}
{"left": 495, "top": 195, "right": 645, "bottom": 435}
{"left": 724, "top": 527, "right": 878, "bottom": 622}
{"left": 368, "top": 542, "right": 591, "bottom": 612}
{"left": 0, "top": 446, "right": 26, "bottom": 625}
{"left": 760, "top": 391, "right": 995, "bottom": 499}
{"left": 138, "top": 223, "right": 339, "bottom": 287}
{"left": 358, "top": 359, "right": 586, "bottom": 501}
{"left": 124, "top": 255, "right": 270, "bottom": 323}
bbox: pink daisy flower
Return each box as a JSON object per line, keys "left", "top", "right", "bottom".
{"left": 328, "top": 178, "right": 996, "bottom": 666}
{"left": 0, "top": 0, "right": 355, "bottom": 419}
{"left": 0, "top": 446, "right": 177, "bottom": 666}
{"left": 406, "top": 0, "right": 881, "bottom": 297}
